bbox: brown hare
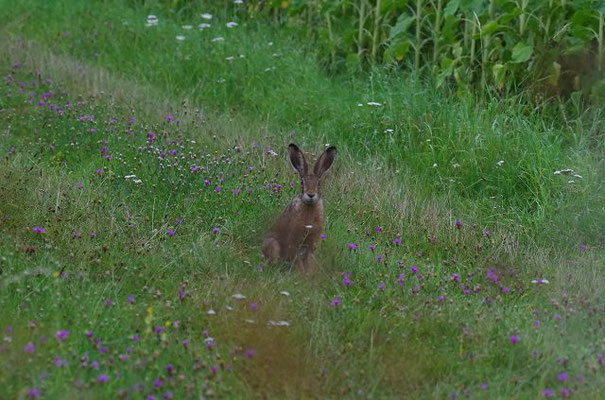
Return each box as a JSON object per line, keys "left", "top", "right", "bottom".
{"left": 263, "top": 143, "right": 337, "bottom": 273}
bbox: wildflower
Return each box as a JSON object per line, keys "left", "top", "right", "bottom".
{"left": 531, "top": 278, "right": 549, "bottom": 284}
{"left": 166, "top": 364, "right": 174, "bottom": 374}
{"left": 97, "top": 374, "right": 109, "bottom": 383}
{"left": 23, "top": 342, "right": 35, "bottom": 353}
{"left": 127, "top": 294, "right": 135, "bottom": 304}
{"left": 553, "top": 314, "right": 561, "bottom": 321}
{"left": 509, "top": 335, "right": 519, "bottom": 345}
{"left": 534, "top": 320, "right": 540, "bottom": 328}
{"left": 483, "top": 229, "right": 491, "bottom": 237}
{"left": 559, "top": 388, "right": 572, "bottom": 398}
{"left": 145, "top": 15, "right": 158, "bottom": 27}
{"left": 213, "top": 227, "right": 220, "bottom": 233}
{"left": 249, "top": 302, "right": 258, "bottom": 311}
{"left": 392, "top": 236, "right": 402, "bottom": 245}
{"left": 90, "top": 232, "right": 97, "bottom": 238}
{"left": 182, "top": 339, "right": 189, "bottom": 348}
{"left": 452, "top": 273, "right": 460, "bottom": 282}
{"left": 397, "top": 274, "right": 405, "bottom": 286}
{"left": 181, "top": 25, "right": 192, "bottom": 30}
{"left": 366, "top": 102, "right": 382, "bottom": 106}
{"left": 331, "top": 297, "right": 342, "bottom": 306}
{"left": 27, "top": 388, "right": 42, "bottom": 398}
{"left": 347, "top": 243, "right": 358, "bottom": 250}
{"left": 479, "top": 382, "right": 488, "bottom": 390}
{"left": 501, "top": 286, "right": 511, "bottom": 293}
{"left": 94, "top": 168, "right": 103, "bottom": 175}
{"left": 410, "top": 265, "right": 418, "bottom": 274}
{"left": 199, "top": 23, "right": 211, "bottom": 29}
{"left": 154, "top": 378, "right": 163, "bottom": 388}
{"left": 378, "top": 282, "right": 385, "bottom": 291}
{"left": 211, "top": 37, "right": 225, "bottom": 42}
{"left": 55, "top": 330, "right": 69, "bottom": 342}
{"left": 214, "top": 186, "right": 221, "bottom": 193}
{"left": 438, "top": 295, "right": 445, "bottom": 302}
{"left": 32, "top": 227, "right": 46, "bottom": 234}
{"left": 200, "top": 13, "right": 212, "bottom": 20}
{"left": 341, "top": 272, "right": 352, "bottom": 287}
{"left": 163, "top": 393, "right": 173, "bottom": 400}
{"left": 455, "top": 220, "right": 463, "bottom": 228}
{"left": 105, "top": 298, "right": 113, "bottom": 307}
{"left": 368, "top": 244, "right": 376, "bottom": 251}
{"left": 233, "top": 188, "right": 241, "bottom": 195}
{"left": 167, "top": 228, "right": 176, "bottom": 237}
{"left": 486, "top": 269, "right": 499, "bottom": 284}
{"left": 542, "top": 389, "right": 554, "bottom": 398}
{"left": 54, "top": 356, "right": 66, "bottom": 367}
{"left": 131, "top": 334, "right": 140, "bottom": 342}
{"left": 226, "top": 22, "right": 238, "bottom": 28}
{"left": 320, "top": 233, "right": 327, "bottom": 240}
{"left": 244, "top": 348, "right": 256, "bottom": 358}
{"left": 558, "top": 372, "right": 568, "bottom": 382}
{"left": 374, "top": 226, "right": 382, "bottom": 232}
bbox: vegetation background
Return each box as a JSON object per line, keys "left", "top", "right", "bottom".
{"left": 0, "top": 0, "right": 603, "bottom": 399}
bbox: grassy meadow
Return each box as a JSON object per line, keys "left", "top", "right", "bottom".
{"left": 0, "top": 1, "right": 603, "bottom": 399}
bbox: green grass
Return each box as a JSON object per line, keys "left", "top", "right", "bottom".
{"left": 0, "top": 1, "right": 603, "bottom": 399}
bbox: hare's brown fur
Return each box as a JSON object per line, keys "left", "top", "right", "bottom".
{"left": 263, "top": 144, "right": 336, "bottom": 273}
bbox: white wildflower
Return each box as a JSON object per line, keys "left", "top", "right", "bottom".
{"left": 198, "top": 23, "right": 211, "bottom": 30}
{"left": 554, "top": 168, "right": 574, "bottom": 175}
{"left": 225, "top": 56, "right": 234, "bottom": 61}
{"left": 182, "top": 25, "right": 192, "bottom": 30}
{"left": 200, "top": 13, "right": 213, "bottom": 20}
{"left": 384, "top": 128, "right": 394, "bottom": 133}
{"left": 366, "top": 101, "right": 382, "bottom": 106}
{"left": 234, "top": 0, "right": 243, "bottom": 4}
{"left": 496, "top": 160, "right": 504, "bottom": 166}
{"left": 145, "top": 15, "right": 158, "bottom": 27}
{"left": 531, "top": 278, "right": 549, "bottom": 284}
{"left": 211, "top": 36, "right": 225, "bottom": 42}
{"left": 226, "top": 22, "right": 239, "bottom": 28}
{"left": 206, "top": 309, "right": 216, "bottom": 315}
{"left": 279, "top": 291, "right": 290, "bottom": 296}
{"left": 176, "top": 35, "right": 186, "bottom": 41}
{"left": 231, "top": 293, "right": 246, "bottom": 300}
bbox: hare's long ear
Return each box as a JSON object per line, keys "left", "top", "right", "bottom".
{"left": 313, "top": 146, "right": 337, "bottom": 177}
{"left": 288, "top": 143, "right": 307, "bottom": 176}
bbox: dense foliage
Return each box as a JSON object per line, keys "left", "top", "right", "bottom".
{"left": 188, "top": 0, "right": 605, "bottom": 98}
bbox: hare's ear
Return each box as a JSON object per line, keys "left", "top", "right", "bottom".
{"left": 313, "top": 146, "right": 337, "bottom": 177}
{"left": 288, "top": 143, "right": 307, "bottom": 176}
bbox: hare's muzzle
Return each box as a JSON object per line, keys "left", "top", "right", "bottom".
{"left": 302, "top": 192, "right": 318, "bottom": 205}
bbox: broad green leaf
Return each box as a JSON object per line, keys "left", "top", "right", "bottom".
{"left": 511, "top": 42, "right": 533, "bottom": 63}
{"left": 478, "top": 21, "right": 501, "bottom": 38}
{"left": 389, "top": 13, "right": 414, "bottom": 41}
{"left": 443, "top": 0, "right": 461, "bottom": 16}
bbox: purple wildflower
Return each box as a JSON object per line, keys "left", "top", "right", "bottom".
{"left": 165, "top": 364, "right": 174, "bottom": 374}
{"left": 410, "top": 265, "right": 418, "bottom": 274}
{"left": 542, "top": 389, "right": 554, "bottom": 398}
{"left": 341, "top": 272, "right": 352, "bottom": 287}
{"left": 455, "top": 220, "right": 463, "bottom": 228}
{"left": 486, "top": 268, "right": 499, "bottom": 284}
{"left": 438, "top": 295, "right": 445, "bottom": 302}
{"left": 378, "top": 282, "right": 385, "bottom": 291}
{"left": 213, "top": 227, "right": 220, "bottom": 233}
{"left": 167, "top": 228, "right": 176, "bottom": 237}
{"left": 105, "top": 298, "right": 113, "bottom": 307}
{"left": 214, "top": 186, "right": 221, "bottom": 193}
{"left": 392, "top": 236, "right": 402, "bottom": 245}
{"left": 249, "top": 302, "right": 258, "bottom": 311}
{"left": 55, "top": 329, "right": 69, "bottom": 342}
{"left": 127, "top": 294, "right": 135, "bottom": 304}
{"left": 452, "top": 273, "right": 460, "bottom": 282}
{"left": 374, "top": 226, "right": 382, "bottom": 233}
{"left": 347, "top": 243, "right": 358, "bottom": 250}
{"left": 397, "top": 274, "right": 405, "bottom": 286}
{"left": 27, "top": 388, "right": 42, "bottom": 398}
{"left": 331, "top": 297, "right": 342, "bottom": 306}
{"left": 320, "top": 233, "right": 327, "bottom": 240}
{"left": 97, "top": 374, "right": 109, "bottom": 383}
{"left": 558, "top": 372, "right": 568, "bottom": 382}
{"left": 154, "top": 378, "right": 163, "bottom": 388}
{"left": 245, "top": 348, "right": 256, "bottom": 358}
{"left": 32, "top": 227, "right": 46, "bottom": 234}
{"left": 509, "top": 335, "right": 519, "bottom": 345}
{"left": 23, "top": 342, "right": 35, "bottom": 353}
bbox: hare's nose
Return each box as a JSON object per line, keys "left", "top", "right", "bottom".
{"left": 307, "top": 193, "right": 315, "bottom": 199}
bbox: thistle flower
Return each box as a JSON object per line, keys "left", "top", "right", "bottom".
{"left": 55, "top": 330, "right": 69, "bottom": 342}
{"left": 509, "top": 335, "right": 519, "bottom": 345}
{"left": 32, "top": 227, "right": 46, "bottom": 234}
{"left": 97, "top": 374, "right": 109, "bottom": 383}
{"left": 347, "top": 243, "right": 358, "bottom": 250}
{"left": 331, "top": 297, "right": 341, "bottom": 306}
